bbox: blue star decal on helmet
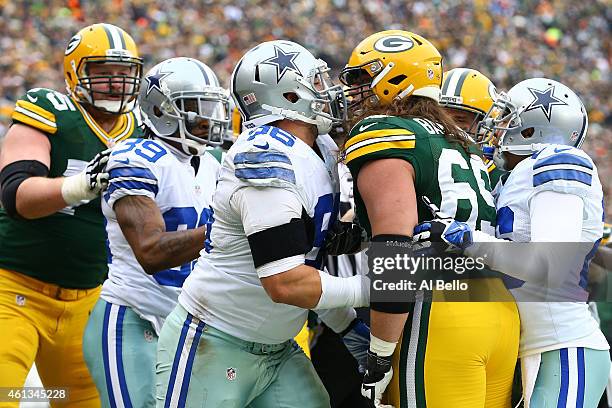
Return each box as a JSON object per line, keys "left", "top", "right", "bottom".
{"left": 144, "top": 71, "right": 171, "bottom": 96}
{"left": 261, "top": 46, "right": 302, "bottom": 83}
{"left": 524, "top": 86, "right": 567, "bottom": 122}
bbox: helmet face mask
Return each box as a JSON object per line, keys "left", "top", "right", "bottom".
{"left": 64, "top": 24, "right": 143, "bottom": 115}
{"left": 77, "top": 58, "right": 143, "bottom": 114}
{"left": 231, "top": 40, "right": 346, "bottom": 135}
{"left": 139, "top": 57, "right": 230, "bottom": 156}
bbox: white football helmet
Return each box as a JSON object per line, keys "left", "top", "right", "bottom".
{"left": 480, "top": 78, "right": 588, "bottom": 170}
{"left": 230, "top": 40, "right": 346, "bottom": 135}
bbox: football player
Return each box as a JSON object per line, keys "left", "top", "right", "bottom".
{"left": 155, "top": 40, "right": 370, "bottom": 408}
{"left": 0, "top": 23, "right": 143, "bottom": 407}
{"left": 82, "top": 57, "right": 227, "bottom": 408}
{"left": 415, "top": 78, "right": 610, "bottom": 407}
{"left": 339, "top": 31, "right": 519, "bottom": 407}
{"left": 439, "top": 68, "right": 507, "bottom": 195}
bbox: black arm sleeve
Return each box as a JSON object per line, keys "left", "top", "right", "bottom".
{"left": 247, "top": 218, "right": 310, "bottom": 268}
{"left": 0, "top": 160, "right": 49, "bottom": 219}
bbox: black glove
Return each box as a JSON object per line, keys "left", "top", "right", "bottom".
{"left": 325, "top": 221, "right": 364, "bottom": 255}
{"left": 361, "top": 351, "right": 395, "bottom": 408}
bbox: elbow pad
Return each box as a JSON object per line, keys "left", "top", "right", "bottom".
{"left": 0, "top": 160, "right": 49, "bottom": 219}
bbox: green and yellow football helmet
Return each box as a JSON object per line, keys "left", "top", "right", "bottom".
{"left": 339, "top": 30, "right": 442, "bottom": 110}
{"left": 63, "top": 23, "right": 143, "bottom": 114}
{"left": 440, "top": 68, "right": 498, "bottom": 141}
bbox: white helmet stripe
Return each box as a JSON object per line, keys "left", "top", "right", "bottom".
{"left": 104, "top": 24, "right": 125, "bottom": 50}
{"left": 443, "top": 68, "right": 469, "bottom": 97}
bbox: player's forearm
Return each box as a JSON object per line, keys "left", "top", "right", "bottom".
{"left": 261, "top": 264, "right": 370, "bottom": 309}
{"left": 15, "top": 176, "right": 68, "bottom": 219}
{"left": 371, "top": 310, "right": 409, "bottom": 343}
{"left": 138, "top": 226, "right": 205, "bottom": 274}
{"left": 262, "top": 264, "right": 323, "bottom": 308}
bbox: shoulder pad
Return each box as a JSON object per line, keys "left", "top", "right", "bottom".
{"left": 345, "top": 117, "right": 415, "bottom": 164}
{"left": 233, "top": 149, "right": 296, "bottom": 187}
{"left": 231, "top": 125, "right": 301, "bottom": 187}
{"left": 108, "top": 138, "right": 171, "bottom": 172}
{"left": 11, "top": 88, "right": 71, "bottom": 135}
{"left": 531, "top": 145, "right": 595, "bottom": 192}
{"left": 105, "top": 138, "right": 163, "bottom": 205}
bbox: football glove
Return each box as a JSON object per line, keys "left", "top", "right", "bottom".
{"left": 412, "top": 196, "right": 473, "bottom": 252}
{"left": 341, "top": 318, "right": 370, "bottom": 374}
{"left": 61, "top": 148, "right": 111, "bottom": 206}
{"left": 361, "top": 351, "right": 395, "bottom": 408}
{"left": 325, "top": 220, "right": 364, "bottom": 255}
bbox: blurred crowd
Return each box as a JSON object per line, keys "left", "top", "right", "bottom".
{"left": 0, "top": 0, "right": 609, "bottom": 216}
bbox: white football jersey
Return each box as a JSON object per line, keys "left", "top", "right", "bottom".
{"left": 101, "top": 138, "right": 220, "bottom": 334}
{"left": 495, "top": 144, "right": 607, "bottom": 356}
{"left": 180, "top": 125, "right": 340, "bottom": 344}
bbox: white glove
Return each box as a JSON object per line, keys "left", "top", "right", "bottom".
{"left": 361, "top": 351, "right": 395, "bottom": 408}
{"left": 61, "top": 148, "right": 111, "bottom": 205}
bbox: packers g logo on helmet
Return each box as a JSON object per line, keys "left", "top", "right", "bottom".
{"left": 65, "top": 35, "right": 81, "bottom": 56}
{"left": 340, "top": 30, "right": 442, "bottom": 110}
{"left": 63, "top": 23, "right": 143, "bottom": 115}
{"left": 373, "top": 35, "right": 414, "bottom": 53}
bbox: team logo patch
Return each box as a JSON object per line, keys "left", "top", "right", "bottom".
{"left": 427, "top": 68, "right": 434, "bottom": 80}
{"left": 243, "top": 93, "right": 257, "bottom": 105}
{"left": 144, "top": 329, "right": 154, "bottom": 343}
{"left": 261, "top": 45, "right": 302, "bottom": 83}
{"left": 15, "top": 295, "right": 26, "bottom": 306}
{"left": 226, "top": 367, "right": 237, "bottom": 381}
{"left": 525, "top": 86, "right": 568, "bottom": 122}
{"left": 373, "top": 35, "right": 414, "bottom": 53}
{"left": 145, "top": 71, "right": 171, "bottom": 96}
{"left": 65, "top": 34, "right": 81, "bottom": 55}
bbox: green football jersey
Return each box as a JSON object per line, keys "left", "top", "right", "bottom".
{"left": 0, "top": 88, "right": 143, "bottom": 288}
{"left": 345, "top": 115, "right": 496, "bottom": 236}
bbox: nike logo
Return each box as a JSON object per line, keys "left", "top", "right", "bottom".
{"left": 359, "top": 123, "right": 377, "bottom": 132}
{"left": 554, "top": 147, "right": 572, "bottom": 153}
{"left": 116, "top": 158, "right": 130, "bottom": 165}
{"left": 26, "top": 94, "right": 38, "bottom": 103}
{"left": 253, "top": 142, "right": 269, "bottom": 150}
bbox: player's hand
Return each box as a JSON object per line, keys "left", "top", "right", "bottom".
{"left": 325, "top": 220, "right": 364, "bottom": 255}
{"left": 85, "top": 148, "right": 112, "bottom": 191}
{"left": 361, "top": 351, "right": 395, "bottom": 408}
{"left": 341, "top": 318, "right": 370, "bottom": 374}
{"left": 412, "top": 196, "right": 473, "bottom": 252}
{"left": 61, "top": 148, "right": 111, "bottom": 205}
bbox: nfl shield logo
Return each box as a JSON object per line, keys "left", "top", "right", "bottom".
{"left": 226, "top": 367, "right": 237, "bottom": 381}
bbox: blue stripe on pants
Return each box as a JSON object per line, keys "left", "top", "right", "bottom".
{"left": 576, "top": 347, "right": 585, "bottom": 408}
{"left": 115, "top": 306, "right": 133, "bottom": 408}
{"left": 164, "top": 314, "right": 193, "bottom": 408}
{"left": 178, "top": 320, "right": 206, "bottom": 407}
{"left": 557, "top": 348, "right": 569, "bottom": 408}
{"left": 102, "top": 303, "right": 117, "bottom": 408}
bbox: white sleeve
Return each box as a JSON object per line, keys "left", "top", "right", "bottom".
{"left": 466, "top": 191, "right": 585, "bottom": 286}
{"left": 231, "top": 186, "right": 305, "bottom": 277}
{"left": 530, "top": 191, "right": 583, "bottom": 242}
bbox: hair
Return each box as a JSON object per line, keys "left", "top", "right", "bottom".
{"left": 341, "top": 95, "right": 473, "bottom": 155}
